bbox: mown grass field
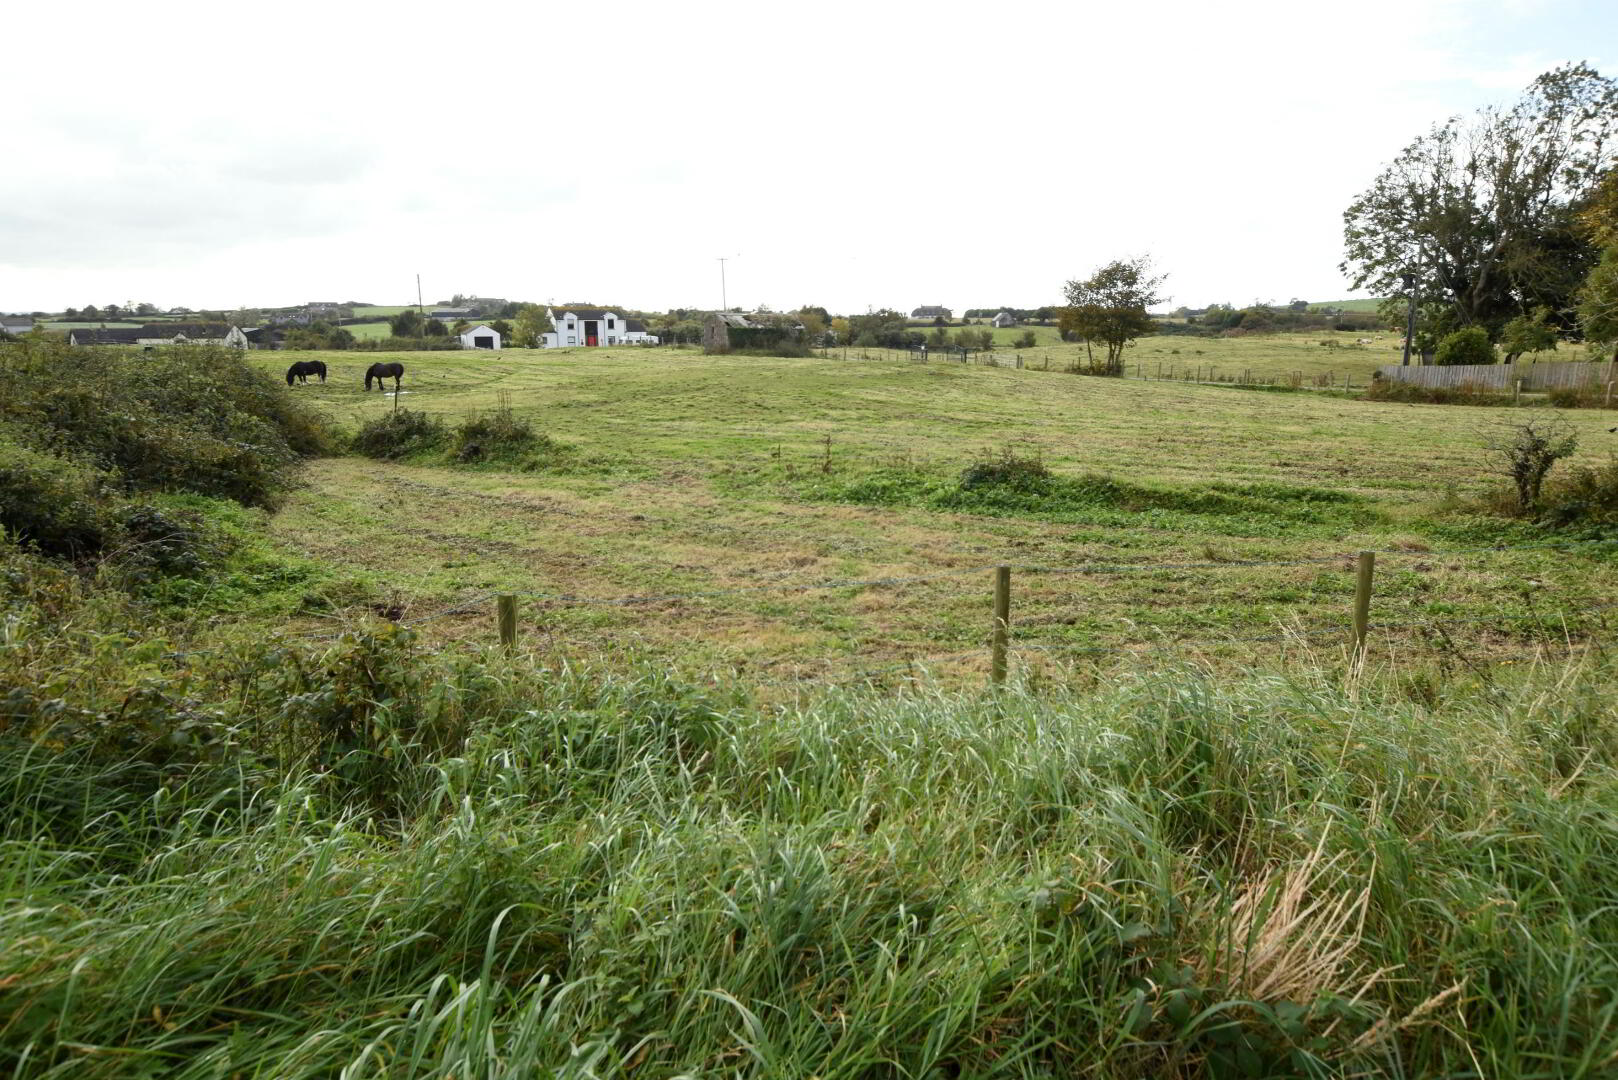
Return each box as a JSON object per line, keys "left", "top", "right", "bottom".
{"left": 254, "top": 341, "right": 1618, "bottom": 684}
{"left": 351, "top": 304, "right": 417, "bottom": 318}
{"left": 344, "top": 319, "right": 393, "bottom": 340}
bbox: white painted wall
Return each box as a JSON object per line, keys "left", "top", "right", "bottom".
{"left": 458, "top": 324, "right": 502, "bottom": 349}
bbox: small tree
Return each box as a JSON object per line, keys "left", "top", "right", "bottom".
{"left": 1061, "top": 257, "right": 1169, "bottom": 375}
{"left": 1015, "top": 330, "right": 1037, "bottom": 348}
{"left": 1486, "top": 415, "right": 1577, "bottom": 511}
{"left": 423, "top": 318, "right": 448, "bottom": 338}
{"left": 1435, "top": 326, "right": 1495, "bottom": 365}
{"left": 389, "top": 309, "right": 424, "bottom": 337}
{"left": 1499, "top": 307, "right": 1558, "bottom": 363}
{"left": 511, "top": 305, "right": 552, "bottom": 348}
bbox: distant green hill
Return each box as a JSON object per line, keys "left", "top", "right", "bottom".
{"left": 1307, "top": 298, "right": 1386, "bottom": 313}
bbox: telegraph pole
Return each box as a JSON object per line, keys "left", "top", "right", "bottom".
{"left": 717, "top": 257, "right": 729, "bottom": 311}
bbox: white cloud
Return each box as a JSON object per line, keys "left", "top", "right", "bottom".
{"left": 0, "top": 0, "right": 1610, "bottom": 312}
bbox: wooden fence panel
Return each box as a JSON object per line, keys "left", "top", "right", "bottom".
{"left": 1377, "top": 360, "right": 1618, "bottom": 391}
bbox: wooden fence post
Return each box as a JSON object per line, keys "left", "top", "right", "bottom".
{"left": 1606, "top": 380, "right": 1614, "bottom": 409}
{"left": 1352, "top": 552, "right": 1374, "bottom": 656}
{"left": 990, "top": 565, "right": 1011, "bottom": 686}
{"left": 1513, "top": 379, "right": 1522, "bottom": 405}
{"left": 497, "top": 594, "right": 518, "bottom": 651}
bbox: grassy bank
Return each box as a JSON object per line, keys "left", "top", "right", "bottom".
{"left": 4, "top": 620, "right": 1618, "bottom": 1076}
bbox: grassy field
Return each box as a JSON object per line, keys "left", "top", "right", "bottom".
{"left": 351, "top": 304, "right": 416, "bottom": 318}
{"left": 345, "top": 319, "right": 393, "bottom": 340}
{"left": 1308, "top": 297, "right": 1387, "bottom": 312}
{"left": 8, "top": 338, "right": 1618, "bottom": 1076}
{"left": 254, "top": 342, "right": 1618, "bottom": 684}
{"left": 847, "top": 330, "right": 1603, "bottom": 383}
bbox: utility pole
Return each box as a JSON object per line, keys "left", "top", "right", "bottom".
{"left": 717, "top": 257, "right": 729, "bottom": 312}
{"left": 1400, "top": 271, "right": 1417, "bottom": 366}
{"left": 416, "top": 274, "right": 426, "bottom": 341}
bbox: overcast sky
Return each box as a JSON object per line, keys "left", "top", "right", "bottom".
{"left": 2, "top": 0, "right": 1612, "bottom": 316}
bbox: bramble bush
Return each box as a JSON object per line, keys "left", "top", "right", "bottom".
{"left": 0, "top": 338, "right": 331, "bottom": 507}
{"left": 350, "top": 409, "right": 447, "bottom": 459}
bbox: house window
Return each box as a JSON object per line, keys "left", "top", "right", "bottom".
{"left": 567, "top": 336, "right": 576, "bottom": 344}
{"left": 607, "top": 318, "right": 615, "bottom": 329}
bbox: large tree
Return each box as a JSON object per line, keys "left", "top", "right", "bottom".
{"left": 1061, "top": 256, "right": 1168, "bottom": 375}
{"left": 1343, "top": 64, "right": 1615, "bottom": 339}
{"left": 1576, "top": 168, "right": 1618, "bottom": 359}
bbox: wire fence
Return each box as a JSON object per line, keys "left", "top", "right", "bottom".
{"left": 329, "top": 537, "right": 1618, "bottom": 687}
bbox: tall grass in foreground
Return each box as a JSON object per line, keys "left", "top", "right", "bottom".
{"left": 4, "top": 625, "right": 1618, "bottom": 1076}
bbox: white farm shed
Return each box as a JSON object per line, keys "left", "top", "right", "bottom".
{"left": 459, "top": 324, "right": 502, "bottom": 350}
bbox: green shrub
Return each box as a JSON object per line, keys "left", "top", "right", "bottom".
{"left": 350, "top": 409, "right": 447, "bottom": 459}
{"left": 0, "top": 338, "right": 331, "bottom": 506}
{"left": 1364, "top": 378, "right": 1510, "bottom": 406}
{"left": 0, "top": 436, "right": 112, "bottom": 557}
{"left": 959, "top": 449, "right": 1053, "bottom": 492}
{"left": 113, "top": 502, "right": 225, "bottom": 579}
{"left": 1538, "top": 456, "right": 1618, "bottom": 531}
{"left": 452, "top": 406, "right": 561, "bottom": 465}
{"left": 1435, "top": 326, "right": 1496, "bottom": 366}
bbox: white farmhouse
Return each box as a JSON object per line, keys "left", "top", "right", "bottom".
{"left": 459, "top": 323, "right": 502, "bottom": 350}
{"left": 1, "top": 316, "right": 36, "bottom": 338}
{"left": 540, "top": 307, "right": 631, "bottom": 348}
{"left": 991, "top": 312, "right": 1016, "bottom": 328}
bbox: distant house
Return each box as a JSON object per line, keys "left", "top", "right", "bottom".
{"left": 306, "top": 302, "right": 350, "bottom": 319}
{"left": 541, "top": 307, "right": 635, "bottom": 348}
{"left": 459, "top": 323, "right": 502, "bottom": 350}
{"left": 136, "top": 323, "right": 246, "bottom": 347}
{"left": 622, "top": 318, "right": 660, "bottom": 345}
{"left": 71, "top": 323, "right": 246, "bottom": 349}
{"left": 0, "top": 316, "right": 35, "bottom": 337}
{"left": 69, "top": 327, "right": 146, "bottom": 346}
{"left": 911, "top": 305, "right": 952, "bottom": 322}
{"left": 991, "top": 312, "right": 1016, "bottom": 329}
{"left": 430, "top": 308, "right": 474, "bottom": 322}
{"left": 241, "top": 327, "right": 286, "bottom": 350}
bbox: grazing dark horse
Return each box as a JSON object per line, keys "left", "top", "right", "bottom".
{"left": 365, "top": 362, "right": 405, "bottom": 392}
{"left": 285, "top": 360, "right": 327, "bottom": 385}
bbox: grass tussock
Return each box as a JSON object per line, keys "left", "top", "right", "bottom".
{"left": 4, "top": 566, "right": 1618, "bottom": 1076}
{"left": 351, "top": 405, "right": 571, "bottom": 471}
